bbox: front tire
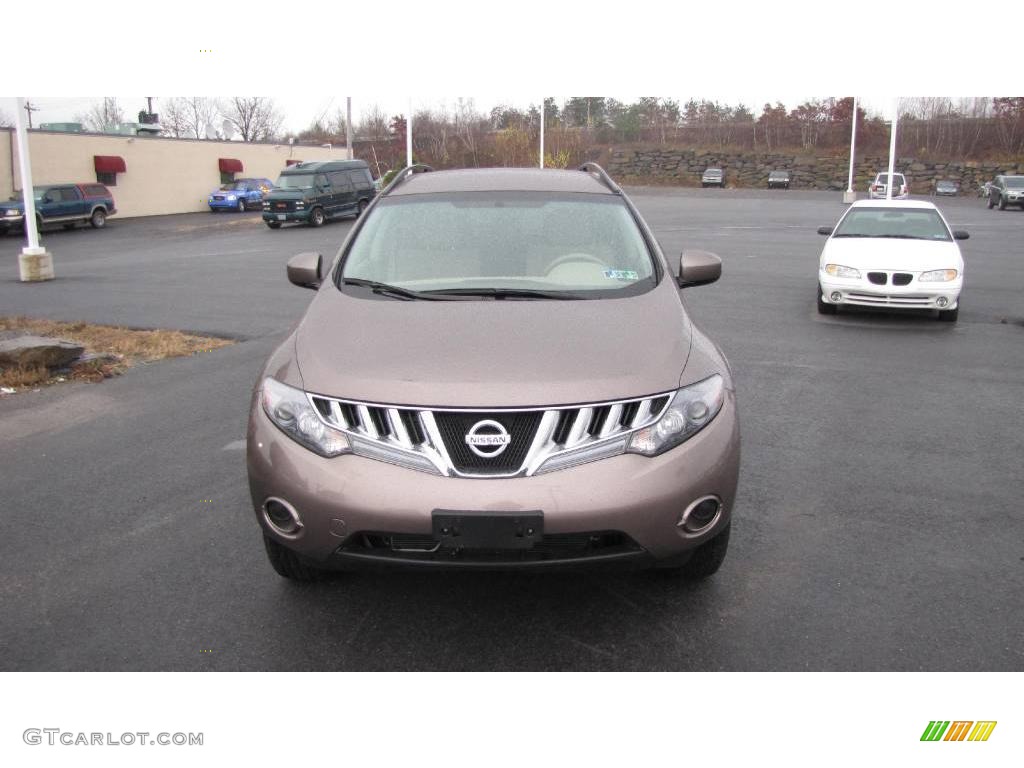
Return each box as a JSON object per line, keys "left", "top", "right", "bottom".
{"left": 266, "top": 221, "right": 282, "bottom": 229}
{"left": 309, "top": 207, "right": 325, "bottom": 227}
{"left": 938, "top": 304, "right": 959, "bottom": 323}
{"left": 817, "top": 285, "right": 837, "bottom": 315}
{"left": 998, "top": 195, "right": 1007, "bottom": 210}
{"left": 356, "top": 199, "right": 368, "bottom": 218}
{"left": 657, "top": 523, "right": 731, "bottom": 580}
{"left": 90, "top": 209, "right": 107, "bottom": 229}
{"left": 237, "top": 199, "right": 246, "bottom": 213}
{"left": 262, "top": 535, "right": 328, "bottom": 581}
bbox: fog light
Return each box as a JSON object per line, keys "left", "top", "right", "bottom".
{"left": 263, "top": 498, "right": 303, "bottom": 536}
{"left": 830, "top": 291, "right": 842, "bottom": 303}
{"left": 936, "top": 296, "right": 949, "bottom": 308}
{"left": 679, "top": 495, "right": 722, "bottom": 533}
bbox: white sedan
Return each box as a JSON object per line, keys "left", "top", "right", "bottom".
{"left": 816, "top": 200, "right": 967, "bottom": 322}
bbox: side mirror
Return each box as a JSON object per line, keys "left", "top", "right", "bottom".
{"left": 953, "top": 230, "right": 969, "bottom": 240}
{"left": 42, "top": 194, "right": 53, "bottom": 204}
{"left": 677, "top": 250, "right": 722, "bottom": 288}
{"left": 817, "top": 226, "right": 834, "bottom": 236}
{"left": 287, "top": 251, "right": 323, "bottom": 289}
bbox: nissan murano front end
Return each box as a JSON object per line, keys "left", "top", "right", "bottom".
{"left": 247, "top": 164, "right": 740, "bottom": 581}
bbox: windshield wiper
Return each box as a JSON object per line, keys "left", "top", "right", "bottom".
{"left": 422, "top": 287, "right": 581, "bottom": 300}
{"left": 872, "top": 234, "right": 921, "bottom": 239}
{"left": 342, "top": 278, "right": 446, "bottom": 301}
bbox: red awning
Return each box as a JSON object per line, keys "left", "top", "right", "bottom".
{"left": 218, "top": 158, "right": 244, "bottom": 173}
{"left": 94, "top": 155, "right": 126, "bottom": 174}
{"left": 285, "top": 159, "right": 303, "bottom": 166}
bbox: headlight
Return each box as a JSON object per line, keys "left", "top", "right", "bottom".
{"left": 5, "top": 209, "right": 19, "bottom": 215}
{"left": 227, "top": 195, "right": 237, "bottom": 201}
{"left": 919, "top": 269, "right": 958, "bottom": 282}
{"left": 627, "top": 375, "right": 725, "bottom": 457}
{"left": 824, "top": 264, "right": 861, "bottom": 279}
{"left": 261, "top": 378, "right": 350, "bottom": 457}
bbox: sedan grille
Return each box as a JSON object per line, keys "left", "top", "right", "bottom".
{"left": 867, "top": 272, "right": 888, "bottom": 285}
{"left": 306, "top": 393, "right": 672, "bottom": 478}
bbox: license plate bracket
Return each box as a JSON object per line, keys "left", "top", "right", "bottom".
{"left": 432, "top": 510, "right": 543, "bottom": 550}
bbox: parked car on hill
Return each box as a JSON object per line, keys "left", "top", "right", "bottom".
{"left": 262, "top": 160, "right": 376, "bottom": 228}
{"left": 868, "top": 172, "right": 909, "bottom": 200}
{"left": 933, "top": 180, "right": 959, "bottom": 197}
{"left": 249, "top": 163, "right": 739, "bottom": 580}
{"left": 816, "top": 199, "right": 967, "bottom": 322}
{"left": 1, "top": 183, "right": 116, "bottom": 235}
{"left": 767, "top": 170, "right": 791, "bottom": 189}
{"left": 208, "top": 178, "right": 274, "bottom": 212}
{"left": 986, "top": 175, "right": 1024, "bottom": 210}
{"left": 701, "top": 168, "right": 725, "bottom": 188}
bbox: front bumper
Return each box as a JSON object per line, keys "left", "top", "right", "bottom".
{"left": 2, "top": 213, "right": 25, "bottom": 230}
{"left": 247, "top": 392, "right": 740, "bottom": 568}
{"left": 819, "top": 272, "right": 962, "bottom": 310}
{"left": 209, "top": 198, "right": 247, "bottom": 210}
{"left": 262, "top": 209, "right": 311, "bottom": 223}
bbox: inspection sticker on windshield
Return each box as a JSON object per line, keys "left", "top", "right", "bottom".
{"left": 603, "top": 269, "right": 639, "bottom": 281}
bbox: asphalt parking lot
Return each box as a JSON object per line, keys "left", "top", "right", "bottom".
{"left": 1, "top": 188, "right": 1021, "bottom": 671}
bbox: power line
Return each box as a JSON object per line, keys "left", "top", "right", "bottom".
{"left": 23, "top": 100, "right": 39, "bottom": 129}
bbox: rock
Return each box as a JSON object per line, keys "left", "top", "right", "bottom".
{"left": 0, "top": 336, "right": 85, "bottom": 369}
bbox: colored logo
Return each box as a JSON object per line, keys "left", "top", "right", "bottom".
{"left": 921, "top": 721, "right": 997, "bottom": 742}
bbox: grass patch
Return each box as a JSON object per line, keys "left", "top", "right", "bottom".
{"left": 0, "top": 316, "right": 235, "bottom": 394}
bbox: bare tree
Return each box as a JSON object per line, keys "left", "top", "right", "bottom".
{"left": 221, "top": 97, "right": 284, "bottom": 142}
{"left": 75, "top": 97, "right": 125, "bottom": 132}
{"left": 162, "top": 97, "right": 220, "bottom": 139}
{"left": 356, "top": 103, "right": 390, "bottom": 142}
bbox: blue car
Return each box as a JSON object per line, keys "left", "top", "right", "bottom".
{"left": 208, "top": 178, "right": 274, "bottom": 212}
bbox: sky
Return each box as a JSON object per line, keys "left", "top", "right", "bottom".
{"left": 5, "top": 95, "right": 899, "bottom": 135}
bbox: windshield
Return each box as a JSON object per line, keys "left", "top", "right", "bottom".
{"left": 833, "top": 207, "right": 951, "bottom": 241}
{"left": 875, "top": 174, "right": 905, "bottom": 185}
{"left": 1004, "top": 177, "right": 1024, "bottom": 189}
{"left": 339, "top": 192, "right": 657, "bottom": 298}
{"left": 770, "top": 171, "right": 788, "bottom": 177}
{"left": 275, "top": 174, "right": 315, "bottom": 189}
{"left": 220, "top": 182, "right": 245, "bottom": 191}
{"left": 705, "top": 169, "right": 722, "bottom": 175}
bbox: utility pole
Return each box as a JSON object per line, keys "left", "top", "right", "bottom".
{"left": 146, "top": 96, "right": 154, "bottom": 115}
{"left": 14, "top": 97, "right": 54, "bottom": 281}
{"left": 23, "top": 100, "right": 39, "bottom": 129}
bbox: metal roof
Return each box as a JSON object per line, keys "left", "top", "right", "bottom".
{"left": 389, "top": 167, "right": 614, "bottom": 196}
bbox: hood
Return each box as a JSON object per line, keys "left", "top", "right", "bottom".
{"left": 294, "top": 278, "right": 692, "bottom": 408}
{"left": 4, "top": 199, "right": 25, "bottom": 211}
{"left": 265, "top": 189, "right": 309, "bottom": 201}
{"left": 822, "top": 237, "right": 963, "bottom": 272}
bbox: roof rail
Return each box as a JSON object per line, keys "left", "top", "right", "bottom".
{"left": 578, "top": 162, "right": 621, "bottom": 195}
{"left": 380, "top": 164, "right": 435, "bottom": 195}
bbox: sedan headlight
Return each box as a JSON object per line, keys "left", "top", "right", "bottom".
{"left": 627, "top": 375, "right": 725, "bottom": 457}
{"left": 824, "top": 264, "right": 861, "bottom": 279}
{"left": 919, "top": 269, "right": 958, "bottom": 282}
{"left": 261, "top": 378, "right": 350, "bottom": 457}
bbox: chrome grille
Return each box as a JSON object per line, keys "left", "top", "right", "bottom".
{"left": 306, "top": 393, "right": 672, "bottom": 478}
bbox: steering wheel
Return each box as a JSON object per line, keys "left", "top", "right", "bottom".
{"left": 544, "top": 253, "right": 609, "bottom": 275}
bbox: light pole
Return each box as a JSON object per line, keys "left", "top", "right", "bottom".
{"left": 886, "top": 98, "right": 899, "bottom": 200}
{"left": 843, "top": 96, "right": 858, "bottom": 204}
{"left": 346, "top": 97, "right": 353, "bottom": 161}
{"left": 14, "top": 97, "right": 53, "bottom": 282}
{"left": 406, "top": 98, "right": 413, "bottom": 168}
{"left": 539, "top": 99, "right": 545, "bottom": 169}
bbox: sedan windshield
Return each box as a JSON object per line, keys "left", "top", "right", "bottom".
{"left": 275, "top": 174, "right": 315, "bottom": 189}
{"left": 339, "top": 192, "right": 657, "bottom": 298}
{"left": 833, "top": 207, "right": 951, "bottom": 241}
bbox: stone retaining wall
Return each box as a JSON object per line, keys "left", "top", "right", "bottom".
{"left": 607, "top": 148, "right": 1024, "bottom": 193}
